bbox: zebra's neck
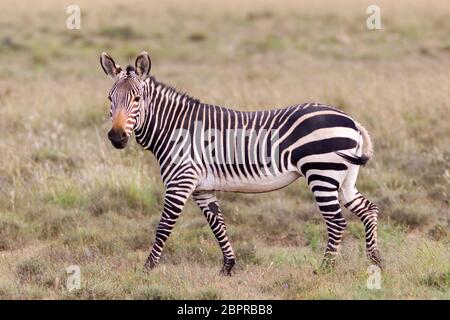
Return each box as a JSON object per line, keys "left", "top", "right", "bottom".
{"left": 134, "top": 76, "right": 200, "bottom": 156}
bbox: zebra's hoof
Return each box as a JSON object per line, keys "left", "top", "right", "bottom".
{"left": 313, "top": 266, "right": 334, "bottom": 275}
{"left": 220, "top": 260, "right": 235, "bottom": 276}
{"left": 143, "top": 259, "right": 156, "bottom": 272}
{"left": 220, "top": 266, "right": 234, "bottom": 276}
{"left": 368, "top": 250, "right": 384, "bottom": 270}
{"left": 220, "top": 268, "right": 232, "bottom": 276}
{"left": 313, "top": 259, "right": 336, "bottom": 275}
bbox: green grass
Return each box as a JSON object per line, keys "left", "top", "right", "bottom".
{"left": 0, "top": 0, "right": 448, "bottom": 299}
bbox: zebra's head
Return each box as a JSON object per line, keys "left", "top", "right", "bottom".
{"left": 100, "top": 52, "right": 151, "bottom": 149}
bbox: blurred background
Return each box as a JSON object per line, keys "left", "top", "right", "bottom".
{"left": 0, "top": 0, "right": 448, "bottom": 299}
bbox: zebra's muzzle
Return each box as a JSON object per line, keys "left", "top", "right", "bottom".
{"left": 108, "top": 128, "right": 128, "bottom": 149}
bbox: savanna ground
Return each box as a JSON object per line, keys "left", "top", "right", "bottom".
{"left": 0, "top": 0, "right": 449, "bottom": 299}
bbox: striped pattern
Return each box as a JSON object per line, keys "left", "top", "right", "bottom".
{"left": 108, "top": 67, "right": 142, "bottom": 137}
{"left": 101, "top": 53, "right": 382, "bottom": 274}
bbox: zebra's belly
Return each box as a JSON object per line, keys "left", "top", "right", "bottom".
{"left": 197, "top": 171, "right": 301, "bottom": 193}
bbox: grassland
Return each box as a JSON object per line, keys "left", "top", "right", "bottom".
{"left": 0, "top": 0, "right": 449, "bottom": 299}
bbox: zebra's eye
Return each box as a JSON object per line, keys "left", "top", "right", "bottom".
{"left": 133, "top": 96, "right": 141, "bottom": 103}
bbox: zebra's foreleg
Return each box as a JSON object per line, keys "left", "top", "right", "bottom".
{"left": 311, "top": 187, "right": 347, "bottom": 274}
{"left": 193, "top": 191, "right": 236, "bottom": 276}
{"left": 344, "top": 192, "right": 383, "bottom": 269}
{"left": 144, "top": 185, "right": 195, "bottom": 271}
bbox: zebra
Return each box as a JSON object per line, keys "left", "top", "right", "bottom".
{"left": 99, "top": 51, "right": 383, "bottom": 275}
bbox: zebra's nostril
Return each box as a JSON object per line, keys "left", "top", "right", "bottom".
{"left": 108, "top": 129, "right": 127, "bottom": 144}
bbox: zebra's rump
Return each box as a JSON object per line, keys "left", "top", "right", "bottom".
{"left": 276, "top": 104, "right": 360, "bottom": 168}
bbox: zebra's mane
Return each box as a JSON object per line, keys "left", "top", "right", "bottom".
{"left": 148, "top": 76, "right": 200, "bottom": 106}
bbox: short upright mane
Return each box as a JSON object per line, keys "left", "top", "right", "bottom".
{"left": 126, "top": 65, "right": 135, "bottom": 75}
{"left": 148, "top": 76, "right": 200, "bottom": 105}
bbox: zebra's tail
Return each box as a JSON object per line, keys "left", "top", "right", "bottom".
{"left": 336, "top": 121, "right": 374, "bottom": 166}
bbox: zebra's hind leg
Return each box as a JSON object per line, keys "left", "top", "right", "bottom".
{"left": 193, "top": 191, "right": 236, "bottom": 276}
{"left": 339, "top": 168, "right": 383, "bottom": 269}
{"left": 342, "top": 191, "right": 383, "bottom": 269}
{"left": 310, "top": 185, "right": 347, "bottom": 274}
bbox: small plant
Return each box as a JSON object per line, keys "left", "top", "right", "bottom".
{"left": 16, "top": 258, "right": 47, "bottom": 284}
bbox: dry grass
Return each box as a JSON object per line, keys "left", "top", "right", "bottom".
{"left": 0, "top": 0, "right": 449, "bottom": 299}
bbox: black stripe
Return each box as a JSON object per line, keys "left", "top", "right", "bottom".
{"left": 307, "top": 174, "right": 339, "bottom": 188}
{"left": 311, "top": 186, "right": 337, "bottom": 193}
{"left": 319, "top": 204, "right": 341, "bottom": 212}
{"left": 300, "top": 162, "right": 348, "bottom": 175}
{"left": 315, "top": 196, "right": 338, "bottom": 202}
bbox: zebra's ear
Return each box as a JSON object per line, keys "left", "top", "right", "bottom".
{"left": 135, "top": 52, "right": 151, "bottom": 79}
{"left": 100, "top": 52, "right": 122, "bottom": 79}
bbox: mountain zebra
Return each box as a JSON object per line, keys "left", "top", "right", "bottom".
{"left": 100, "top": 52, "right": 382, "bottom": 275}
